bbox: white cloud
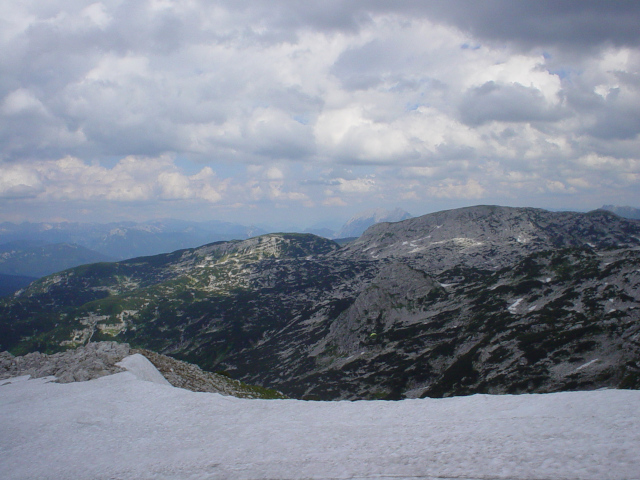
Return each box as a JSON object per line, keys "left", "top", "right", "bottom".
{"left": 335, "top": 176, "right": 376, "bottom": 194}
{"left": 426, "top": 179, "right": 486, "bottom": 199}
{"left": 2, "top": 89, "right": 48, "bottom": 116}
{"left": 0, "top": 156, "right": 226, "bottom": 204}
{"left": 81, "top": 3, "right": 112, "bottom": 30}
{"left": 315, "top": 106, "right": 413, "bottom": 162}
{"left": 462, "top": 55, "right": 562, "bottom": 105}
{"left": 265, "top": 167, "right": 284, "bottom": 180}
{"left": 0, "top": 164, "right": 44, "bottom": 199}
{"left": 322, "top": 196, "right": 347, "bottom": 207}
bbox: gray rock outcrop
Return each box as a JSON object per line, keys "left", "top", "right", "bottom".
{"left": 0, "top": 342, "right": 130, "bottom": 383}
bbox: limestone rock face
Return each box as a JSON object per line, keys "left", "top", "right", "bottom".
{"left": 0, "top": 342, "right": 130, "bottom": 383}
{"left": 327, "top": 262, "right": 441, "bottom": 351}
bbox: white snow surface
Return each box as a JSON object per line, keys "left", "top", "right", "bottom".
{"left": 1, "top": 372, "right": 639, "bottom": 480}
{"left": 116, "top": 353, "right": 171, "bottom": 386}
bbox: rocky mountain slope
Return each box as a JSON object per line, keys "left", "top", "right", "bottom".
{"left": 1, "top": 206, "right": 639, "bottom": 400}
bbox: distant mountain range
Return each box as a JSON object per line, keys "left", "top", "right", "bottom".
{"left": 0, "top": 274, "right": 36, "bottom": 298}
{"left": 0, "top": 241, "right": 113, "bottom": 278}
{"left": 600, "top": 205, "right": 640, "bottom": 220}
{"left": 0, "top": 219, "right": 267, "bottom": 260}
{"left": 333, "top": 207, "right": 412, "bottom": 239}
{"left": 0, "top": 208, "right": 411, "bottom": 266}
{"left": 0, "top": 209, "right": 410, "bottom": 293}
{"left": 2, "top": 205, "right": 639, "bottom": 400}
{"left": 302, "top": 208, "right": 412, "bottom": 240}
{"left": 0, "top": 242, "right": 113, "bottom": 297}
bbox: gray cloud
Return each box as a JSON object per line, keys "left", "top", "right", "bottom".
{"left": 218, "top": 1, "right": 640, "bottom": 49}
{"left": 584, "top": 95, "right": 640, "bottom": 140}
{"left": 332, "top": 39, "right": 405, "bottom": 91}
{"left": 0, "top": 184, "right": 42, "bottom": 200}
{"left": 3, "top": 1, "right": 636, "bottom": 161}
{"left": 409, "top": 1, "right": 640, "bottom": 50}
{"left": 458, "top": 81, "right": 564, "bottom": 126}
{"left": 562, "top": 57, "right": 640, "bottom": 141}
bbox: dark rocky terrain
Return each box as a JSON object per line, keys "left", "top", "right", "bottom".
{"left": 1, "top": 206, "right": 639, "bottom": 400}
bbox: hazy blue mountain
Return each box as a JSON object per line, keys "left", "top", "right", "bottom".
{"left": 600, "top": 205, "right": 640, "bottom": 220}
{"left": 334, "top": 208, "right": 412, "bottom": 239}
{"left": 0, "top": 219, "right": 267, "bottom": 260}
{"left": 0, "top": 242, "right": 114, "bottom": 278}
{"left": 302, "top": 227, "right": 336, "bottom": 238}
{"left": 0, "top": 274, "right": 37, "bottom": 297}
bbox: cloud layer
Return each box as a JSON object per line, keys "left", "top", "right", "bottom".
{"left": 1, "top": 1, "right": 639, "bottom": 224}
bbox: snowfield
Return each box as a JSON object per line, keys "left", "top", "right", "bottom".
{"left": 1, "top": 355, "right": 639, "bottom": 480}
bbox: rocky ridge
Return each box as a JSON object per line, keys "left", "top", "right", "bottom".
{"left": 0, "top": 341, "right": 286, "bottom": 399}
{"left": 343, "top": 206, "right": 639, "bottom": 270}
{"left": 132, "top": 348, "right": 287, "bottom": 398}
{"left": 0, "top": 342, "right": 129, "bottom": 383}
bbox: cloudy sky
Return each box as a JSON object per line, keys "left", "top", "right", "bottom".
{"left": 1, "top": 1, "right": 639, "bottom": 228}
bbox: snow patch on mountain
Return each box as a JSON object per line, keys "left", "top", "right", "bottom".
{"left": 116, "top": 354, "right": 171, "bottom": 386}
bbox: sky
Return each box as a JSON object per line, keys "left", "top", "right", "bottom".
{"left": 1, "top": 1, "right": 640, "bottom": 228}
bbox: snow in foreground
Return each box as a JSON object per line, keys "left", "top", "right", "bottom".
{"left": 1, "top": 355, "right": 639, "bottom": 480}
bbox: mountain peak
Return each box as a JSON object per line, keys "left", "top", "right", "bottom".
{"left": 343, "top": 205, "right": 640, "bottom": 271}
